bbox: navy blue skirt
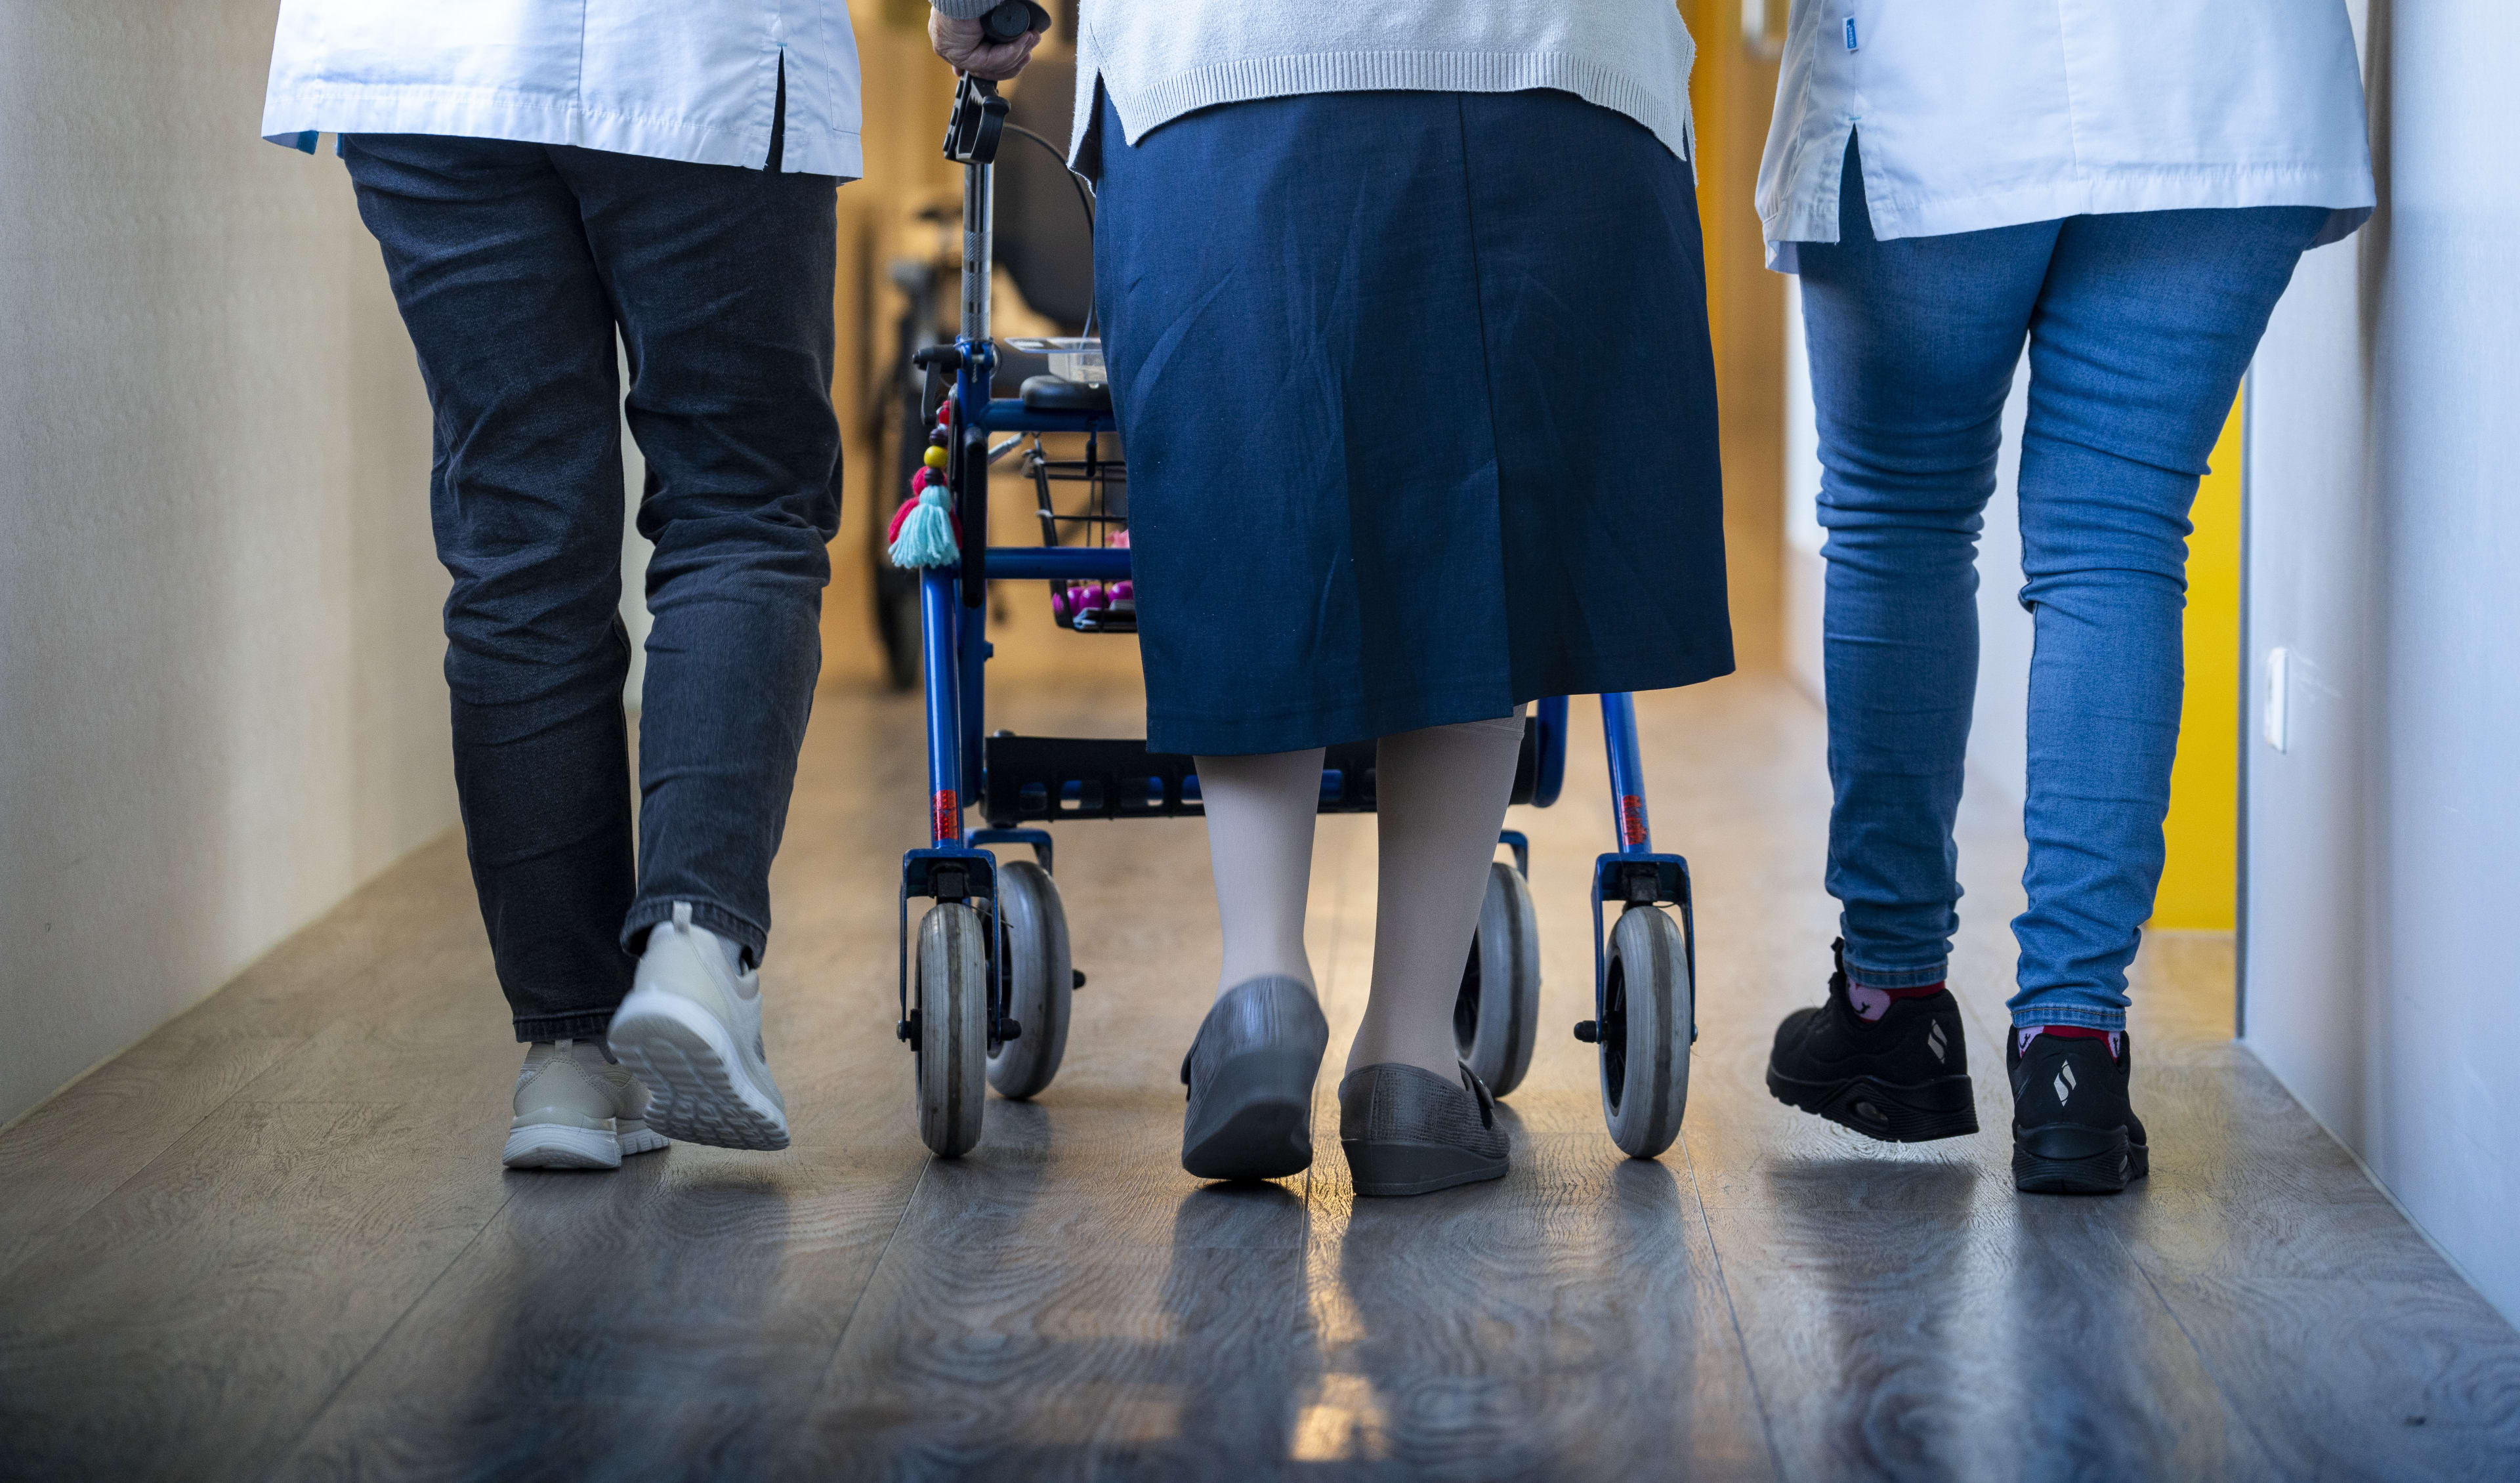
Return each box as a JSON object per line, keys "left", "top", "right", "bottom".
{"left": 1093, "top": 88, "right": 1731, "bottom": 755}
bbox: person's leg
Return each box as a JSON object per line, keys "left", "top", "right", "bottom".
{"left": 548, "top": 146, "right": 843, "bottom": 959}
{"left": 2007, "top": 206, "right": 2329, "bottom": 1028}
{"left": 1764, "top": 140, "right": 2056, "bottom": 1144}
{"left": 1177, "top": 749, "right": 1333, "bottom": 1182}
{"left": 1336, "top": 713, "right": 1523, "bottom": 1195}
{"left": 343, "top": 134, "right": 639, "bottom": 1043}
{"left": 550, "top": 146, "right": 843, "bottom": 1152}
{"left": 1995, "top": 204, "right": 2322, "bottom": 1194}
{"left": 1196, "top": 748, "right": 1327, "bottom": 997}
{"left": 344, "top": 135, "right": 668, "bottom": 1170}
{"left": 1347, "top": 713, "right": 1526, "bottom": 1079}
{"left": 1799, "top": 140, "right": 2059, "bottom": 990}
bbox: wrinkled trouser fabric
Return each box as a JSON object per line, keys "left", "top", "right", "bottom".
{"left": 345, "top": 135, "right": 842, "bottom": 1041}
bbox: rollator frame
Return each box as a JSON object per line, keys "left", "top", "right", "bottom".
{"left": 893, "top": 74, "right": 1698, "bottom": 1159}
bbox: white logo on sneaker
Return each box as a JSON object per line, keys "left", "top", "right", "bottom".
{"left": 1927, "top": 1022, "right": 1948, "bottom": 1063}
{"left": 2054, "top": 1062, "right": 2077, "bottom": 1105}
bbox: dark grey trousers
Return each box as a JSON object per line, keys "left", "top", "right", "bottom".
{"left": 345, "top": 134, "right": 843, "bottom": 1041}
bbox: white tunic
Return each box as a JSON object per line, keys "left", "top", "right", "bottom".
{"left": 1756, "top": 1, "right": 2374, "bottom": 268}
{"left": 929, "top": 0, "right": 1698, "bottom": 175}
{"left": 259, "top": 1, "right": 865, "bottom": 178}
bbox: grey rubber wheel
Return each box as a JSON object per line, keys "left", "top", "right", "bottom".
{"left": 986, "top": 860, "right": 1072, "bottom": 1100}
{"left": 1454, "top": 861, "right": 1542, "bottom": 1097}
{"left": 916, "top": 901, "right": 988, "bottom": 1158}
{"left": 1599, "top": 906, "right": 1691, "bottom": 1158}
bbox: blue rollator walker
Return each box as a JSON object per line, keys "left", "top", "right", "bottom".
{"left": 892, "top": 56, "right": 1698, "bottom": 1163}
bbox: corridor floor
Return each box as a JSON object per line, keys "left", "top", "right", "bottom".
{"left": 5, "top": 667, "right": 2517, "bottom": 1482}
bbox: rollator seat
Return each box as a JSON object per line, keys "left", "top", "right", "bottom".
{"left": 980, "top": 724, "right": 1540, "bottom": 827}
{"left": 1019, "top": 374, "right": 1113, "bottom": 413}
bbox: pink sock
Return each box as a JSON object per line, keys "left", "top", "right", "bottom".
{"left": 1849, "top": 979, "right": 1944, "bottom": 1021}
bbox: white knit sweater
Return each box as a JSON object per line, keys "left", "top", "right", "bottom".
{"left": 934, "top": 0, "right": 1696, "bottom": 174}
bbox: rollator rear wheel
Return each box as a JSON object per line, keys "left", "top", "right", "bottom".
{"left": 986, "top": 861, "right": 1072, "bottom": 1100}
{"left": 915, "top": 901, "right": 989, "bottom": 1157}
{"left": 1455, "top": 861, "right": 1542, "bottom": 1097}
{"left": 1598, "top": 906, "right": 1691, "bottom": 1158}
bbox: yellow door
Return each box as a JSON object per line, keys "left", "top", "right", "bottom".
{"left": 2154, "top": 394, "right": 2243, "bottom": 930}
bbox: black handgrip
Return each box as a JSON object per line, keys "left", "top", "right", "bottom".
{"left": 981, "top": 0, "right": 1051, "bottom": 43}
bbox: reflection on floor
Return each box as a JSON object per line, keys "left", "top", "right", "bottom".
{"left": 5, "top": 669, "right": 2518, "bottom": 1482}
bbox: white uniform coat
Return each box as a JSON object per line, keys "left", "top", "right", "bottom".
{"left": 259, "top": 1, "right": 864, "bottom": 177}
{"left": 1757, "top": 1, "right": 2374, "bottom": 268}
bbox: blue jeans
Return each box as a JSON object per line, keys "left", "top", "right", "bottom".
{"left": 345, "top": 136, "right": 843, "bottom": 1041}
{"left": 1799, "top": 141, "right": 2324, "bottom": 1030}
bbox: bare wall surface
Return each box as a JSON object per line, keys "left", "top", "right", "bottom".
{"left": 0, "top": 1, "right": 453, "bottom": 1123}
{"left": 2244, "top": 0, "right": 2520, "bottom": 1324}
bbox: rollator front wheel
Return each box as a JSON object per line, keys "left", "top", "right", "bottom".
{"left": 1599, "top": 906, "right": 1691, "bottom": 1158}
{"left": 986, "top": 860, "right": 1072, "bottom": 1100}
{"left": 915, "top": 901, "right": 989, "bottom": 1157}
{"left": 1455, "top": 861, "right": 1542, "bottom": 1097}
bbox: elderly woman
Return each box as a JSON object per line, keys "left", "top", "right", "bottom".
{"left": 934, "top": 3, "right": 1731, "bottom": 1194}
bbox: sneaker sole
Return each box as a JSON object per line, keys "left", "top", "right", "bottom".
{"left": 1343, "top": 1139, "right": 1509, "bottom": 1198}
{"left": 610, "top": 993, "right": 790, "bottom": 1152}
{"left": 1182, "top": 1048, "right": 1316, "bottom": 1181}
{"left": 1767, "top": 1066, "right": 1981, "bottom": 1143}
{"left": 503, "top": 1122, "right": 622, "bottom": 1171}
{"left": 616, "top": 1118, "right": 671, "bottom": 1159}
{"left": 2013, "top": 1124, "right": 2150, "bottom": 1195}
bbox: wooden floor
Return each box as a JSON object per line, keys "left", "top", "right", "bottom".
{"left": 6, "top": 663, "right": 2519, "bottom": 1482}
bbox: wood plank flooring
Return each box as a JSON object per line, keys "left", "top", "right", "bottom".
{"left": 5, "top": 662, "right": 2517, "bottom": 1482}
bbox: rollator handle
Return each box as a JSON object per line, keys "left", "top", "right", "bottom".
{"left": 981, "top": 0, "right": 1052, "bottom": 43}
{"left": 943, "top": 74, "right": 1011, "bottom": 163}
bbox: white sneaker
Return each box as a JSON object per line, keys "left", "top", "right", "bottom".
{"left": 501, "top": 1038, "right": 671, "bottom": 1170}
{"left": 606, "top": 904, "right": 790, "bottom": 1150}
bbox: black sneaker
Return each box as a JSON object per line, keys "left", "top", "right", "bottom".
{"left": 1765, "top": 940, "right": 1980, "bottom": 1142}
{"left": 2007, "top": 1026, "right": 2149, "bottom": 1194}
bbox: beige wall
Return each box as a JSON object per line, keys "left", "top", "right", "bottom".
{"left": 0, "top": 1, "right": 453, "bottom": 1123}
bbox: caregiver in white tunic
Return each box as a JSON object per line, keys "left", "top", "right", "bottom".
{"left": 1755, "top": 1, "right": 2374, "bottom": 1196}
{"left": 261, "top": 0, "right": 865, "bottom": 176}
{"left": 256, "top": 1, "right": 864, "bottom": 1166}
{"left": 1757, "top": 1, "right": 2372, "bottom": 266}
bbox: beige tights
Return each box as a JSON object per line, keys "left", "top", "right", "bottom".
{"left": 1195, "top": 709, "right": 1526, "bottom": 1080}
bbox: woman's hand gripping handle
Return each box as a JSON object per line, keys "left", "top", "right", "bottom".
{"left": 931, "top": 1, "right": 1049, "bottom": 82}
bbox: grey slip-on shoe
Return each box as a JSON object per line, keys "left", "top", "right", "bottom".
{"left": 1338, "top": 1062, "right": 1510, "bottom": 1198}
{"left": 1180, "top": 975, "right": 1329, "bottom": 1181}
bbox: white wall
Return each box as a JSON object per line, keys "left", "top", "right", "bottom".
{"left": 2243, "top": 0, "right": 2520, "bottom": 1324}
{"left": 0, "top": 1, "right": 455, "bottom": 1123}
{"left": 1781, "top": 282, "right": 2035, "bottom": 807}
